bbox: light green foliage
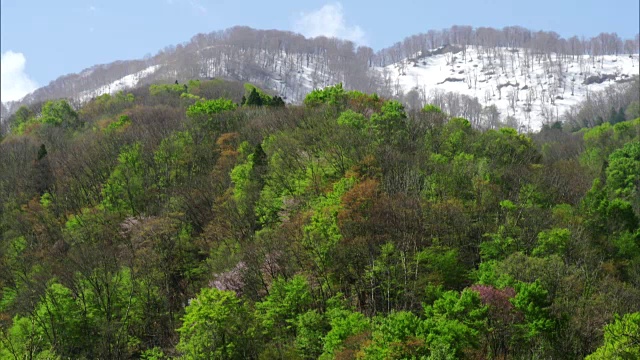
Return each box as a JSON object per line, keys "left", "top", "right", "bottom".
{"left": 480, "top": 225, "right": 519, "bottom": 261}
{"left": 177, "top": 287, "right": 248, "bottom": 360}
{"left": 422, "top": 104, "right": 443, "bottom": 113}
{"left": 364, "top": 311, "right": 426, "bottom": 359}
{"left": 416, "top": 245, "right": 466, "bottom": 289}
{"left": 424, "top": 152, "right": 479, "bottom": 200}
{"left": 533, "top": 228, "right": 571, "bottom": 257}
{"left": 581, "top": 118, "right": 640, "bottom": 173}
{"left": 472, "top": 260, "right": 515, "bottom": 289}
{"left": 511, "top": 280, "right": 554, "bottom": 338}
{"left": 370, "top": 100, "right": 407, "bottom": 144}
{"left": 141, "top": 347, "right": 165, "bottom": 360}
{"left": 32, "top": 283, "right": 86, "bottom": 356}
{"left": 476, "top": 127, "right": 538, "bottom": 167}
{"left": 423, "top": 117, "right": 481, "bottom": 201}
{"left": 295, "top": 310, "right": 327, "bottom": 359}
{"left": 583, "top": 140, "right": 640, "bottom": 240}
{"left": 304, "top": 84, "right": 379, "bottom": 110}
{"left": 303, "top": 177, "right": 356, "bottom": 269}
{"left": 255, "top": 275, "right": 312, "bottom": 336}
{"left": 320, "top": 305, "right": 370, "bottom": 359}
{"left": 150, "top": 83, "right": 186, "bottom": 97}
{"left": 337, "top": 109, "right": 367, "bottom": 130}
{"left": 420, "top": 289, "right": 487, "bottom": 357}
{"left": 63, "top": 207, "right": 110, "bottom": 246}
{"left": 186, "top": 98, "right": 236, "bottom": 119}
{"left": 230, "top": 141, "right": 256, "bottom": 215}
{"left": 154, "top": 131, "right": 195, "bottom": 188}
{"left": 367, "top": 243, "right": 406, "bottom": 312}
{"left": 1, "top": 269, "right": 144, "bottom": 359}
{"left": 254, "top": 183, "right": 283, "bottom": 226}
{"left": 101, "top": 142, "right": 146, "bottom": 215}
{"left": 255, "top": 133, "right": 342, "bottom": 226}
{"left": 105, "top": 114, "right": 131, "bottom": 133}
{"left": 606, "top": 141, "right": 640, "bottom": 201}
{"left": 180, "top": 92, "right": 203, "bottom": 105}
{"left": 613, "top": 230, "right": 640, "bottom": 259}
{"left": 304, "top": 83, "right": 347, "bottom": 108}
{"left": 80, "top": 91, "right": 134, "bottom": 120}
{"left": 78, "top": 268, "right": 145, "bottom": 347}
{"left": 12, "top": 100, "right": 80, "bottom": 133}
{"left": 41, "top": 100, "right": 79, "bottom": 126}
{"left": 0, "top": 315, "right": 50, "bottom": 360}
{"left": 586, "top": 312, "right": 640, "bottom": 359}
{"left": 440, "top": 117, "right": 473, "bottom": 156}
{"left": 9, "top": 105, "right": 34, "bottom": 132}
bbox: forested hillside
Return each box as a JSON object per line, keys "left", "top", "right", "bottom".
{"left": 1, "top": 79, "right": 639, "bottom": 359}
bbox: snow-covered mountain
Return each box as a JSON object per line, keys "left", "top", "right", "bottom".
{"left": 2, "top": 26, "right": 639, "bottom": 131}
{"left": 378, "top": 45, "right": 639, "bottom": 130}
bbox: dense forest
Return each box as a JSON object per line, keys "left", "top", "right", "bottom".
{"left": 0, "top": 78, "right": 639, "bottom": 359}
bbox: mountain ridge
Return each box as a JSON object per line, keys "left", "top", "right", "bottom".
{"left": 2, "top": 25, "right": 639, "bottom": 130}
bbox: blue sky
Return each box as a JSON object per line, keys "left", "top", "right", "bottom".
{"left": 1, "top": 0, "right": 639, "bottom": 102}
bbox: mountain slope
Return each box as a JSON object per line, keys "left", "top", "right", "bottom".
{"left": 2, "top": 26, "right": 639, "bottom": 130}
{"left": 378, "top": 45, "right": 639, "bottom": 130}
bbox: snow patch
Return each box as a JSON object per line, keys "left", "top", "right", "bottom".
{"left": 78, "top": 65, "right": 161, "bottom": 102}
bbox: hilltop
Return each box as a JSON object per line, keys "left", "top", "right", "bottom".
{"left": 2, "top": 26, "right": 638, "bottom": 130}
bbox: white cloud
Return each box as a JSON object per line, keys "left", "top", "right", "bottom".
{"left": 293, "top": 2, "right": 366, "bottom": 45}
{"left": 189, "top": 0, "right": 207, "bottom": 14}
{"left": 166, "top": 0, "right": 207, "bottom": 14}
{"left": 1, "top": 51, "right": 38, "bottom": 103}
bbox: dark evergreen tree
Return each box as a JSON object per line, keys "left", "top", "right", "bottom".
{"left": 37, "top": 144, "right": 48, "bottom": 160}
{"left": 268, "top": 96, "right": 285, "bottom": 107}
{"left": 245, "top": 88, "right": 263, "bottom": 107}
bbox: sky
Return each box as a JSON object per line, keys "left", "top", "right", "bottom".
{"left": 1, "top": 0, "right": 639, "bottom": 102}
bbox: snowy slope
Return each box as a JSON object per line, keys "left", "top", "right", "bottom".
{"left": 194, "top": 48, "right": 338, "bottom": 102}
{"left": 78, "top": 65, "right": 162, "bottom": 102}
{"left": 377, "top": 46, "right": 640, "bottom": 130}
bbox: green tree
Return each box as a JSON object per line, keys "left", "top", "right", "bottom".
{"left": 586, "top": 312, "right": 640, "bottom": 359}
{"left": 186, "top": 98, "right": 236, "bottom": 118}
{"left": 255, "top": 275, "right": 312, "bottom": 338}
{"left": 370, "top": 100, "right": 408, "bottom": 144}
{"left": 40, "top": 99, "right": 80, "bottom": 128}
{"left": 320, "top": 304, "right": 370, "bottom": 359}
{"left": 101, "top": 142, "right": 147, "bottom": 215}
{"left": 419, "top": 289, "right": 488, "bottom": 357}
{"left": 177, "top": 288, "right": 251, "bottom": 360}
{"left": 9, "top": 105, "right": 34, "bottom": 131}
{"left": 364, "top": 311, "right": 427, "bottom": 359}
{"left": 295, "top": 310, "right": 328, "bottom": 359}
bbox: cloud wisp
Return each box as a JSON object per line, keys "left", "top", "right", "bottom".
{"left": 293, "top": 2, "right": 367, "bottom": 45}
{"left": 167, "top": 0, "right": 207, "bottom": 15}
{"left": 1, "top": 51, "right": 39, "bottom": 103}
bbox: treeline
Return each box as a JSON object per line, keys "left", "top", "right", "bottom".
{"left": 378, "top": 26, "right": 640, "bottom": 65}
{"left": 0, "top": 80, "right": 639, "bottom": 359}
{"left": 563, "top": 77, "right": 640, "bottom": 130}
